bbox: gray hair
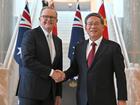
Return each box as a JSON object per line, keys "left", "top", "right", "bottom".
{"left": 40, "top": 6, "right": 57, "bottom": 17}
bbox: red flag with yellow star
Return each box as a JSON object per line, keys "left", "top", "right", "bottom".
{"left": 49, "top": 0, "right": 57, "bottom": 36}
{"left": 98, "top": 2, "right": 109, "bottom": 39}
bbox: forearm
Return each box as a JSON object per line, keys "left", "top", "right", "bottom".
{"left": 118, "top": 100, "right": 127, "bottom": 105}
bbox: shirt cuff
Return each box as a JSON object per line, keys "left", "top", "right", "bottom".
{"left": 49, "top": 69, "right": 54, "bottom": 76}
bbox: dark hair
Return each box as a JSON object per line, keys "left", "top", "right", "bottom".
{"left": 85, "top": 13, "right": 104, "bottom": 25}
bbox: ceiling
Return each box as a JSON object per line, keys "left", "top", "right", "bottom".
{"left": 51, "top": 0, "right": 90, "bottom": 2}
{"left": 41, "top": 0, "right": 90, "bottom": 11}
{"left": 55, "top": 2, "right": 90, "bottom": 11}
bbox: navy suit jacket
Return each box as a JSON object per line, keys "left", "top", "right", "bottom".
{"left": 17, "top": 26, "right": 62, "bottom": 100}
{"left": 65, "top": 38, "right": 127, "bottom": 105}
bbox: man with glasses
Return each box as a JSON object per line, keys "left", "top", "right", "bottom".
{"left": 17, "top": 6, "right": 63, "bottom": 105}
{"left": 53, "top": 13, "right": 127, "bottom": 105}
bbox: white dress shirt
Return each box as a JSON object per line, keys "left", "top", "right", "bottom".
{"left": 40, "top": 26, "right": 56, "bottom": 63}
{"left": 40, "top": 26, "right": 56, "bottom": 76}
{"left": 86, "top": 36, "right": 103, "bottom": 59}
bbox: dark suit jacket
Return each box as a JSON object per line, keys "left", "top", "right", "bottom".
{"left": 17, "top": 26, "right": 62, "bottom": 101}
{"left": 65, "top": 38, "right": 127, "bottom": 105}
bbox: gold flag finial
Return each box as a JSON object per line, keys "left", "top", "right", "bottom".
{"left": 42, "top": 0, "right": 55, "bottom": 9}
{"left": 49, "top": 0, "right": 55, "bottom": 9}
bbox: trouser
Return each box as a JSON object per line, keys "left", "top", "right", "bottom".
{"left": 19, "top": 96, "right": 54, "bottom": 105}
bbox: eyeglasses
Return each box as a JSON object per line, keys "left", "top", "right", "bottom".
{"left": 40, "top": 15, "right": 56, "bottom": 20}
{"left": 86, "top": 21, "right": 101, "bottom": 26}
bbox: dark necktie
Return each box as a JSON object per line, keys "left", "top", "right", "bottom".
{"left": 87, "top": 42, "right": 96, "bottom": 68}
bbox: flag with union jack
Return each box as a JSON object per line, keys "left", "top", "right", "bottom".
{"left": 14, "top": 2, "right": 32, "bottom": 66}
{"left": 68, "top": 1, "right": 85, "bottom": 61}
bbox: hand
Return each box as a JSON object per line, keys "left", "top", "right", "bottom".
{"left": 55, "top": 96, "right": 61, "bottom": 105}
{"left": 51, "top": 70, "right": 65, "bottom": 82}
{"left": 118, "top": 100, "right": 127, "bottom": 105}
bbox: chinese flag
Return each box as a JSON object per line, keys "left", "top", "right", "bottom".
{"left": 52, "top": 24, "right": 57, "bottom": 36}
{"left": 98, "top": 2, "right": 109, "bottom": 40}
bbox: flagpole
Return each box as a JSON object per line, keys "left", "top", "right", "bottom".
{"left": 107, "top": 0, "right": 130, "bottom": 67}
{"left": 3, "top": 15, "right": 22, "bottom": 68}
{"left": 31, "top": 0, "right": 38, "bottom": 26}
{"left": 114, "top": 16, "right": 130, "bottom": 68}
{"left": 25, "top": 0, "right": 28, "bottom": 4}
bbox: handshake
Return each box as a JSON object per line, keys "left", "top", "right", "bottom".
{"left": 51, "top": 70, "right": 65, "bottom": 83}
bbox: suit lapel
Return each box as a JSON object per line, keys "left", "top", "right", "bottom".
{"left": 38, "top": 27, "right": 52, "bottom": 63}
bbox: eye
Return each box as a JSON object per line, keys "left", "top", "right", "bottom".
{"left": 41, "top": 15, "right": 56, "bottom": 20}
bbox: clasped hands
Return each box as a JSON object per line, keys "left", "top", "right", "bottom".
{"left": 51, "top": 70, "right": 65, "bottom": 82}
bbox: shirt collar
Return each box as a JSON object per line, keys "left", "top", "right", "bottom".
{"left": 89, "top": 36, "right": 103, "bottom": 46}
{"left": 40, "top": 26, "right": 52, "bottom": 38}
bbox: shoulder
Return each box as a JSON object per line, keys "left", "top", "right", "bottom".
{"left": 103, "top": 39, "right": 121, "bottom": 48}
{"left": 53, "top": 35, "right": 62, "bottom": 42}
{"left": 30, "top": 26, "right": 42, "bottom": 34}
{"left": 24, "top": 26, "right": 42, "bottom": 38}
{"left": 102, "top": 39, "right": 122, "bottom": 53}
{"left": 24, "top": 26, "right": 40, "bottom": 35}
{"left": 22, "top": 27, "right": 42, "bottom": 43}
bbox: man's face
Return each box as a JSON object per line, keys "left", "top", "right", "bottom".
{"left": 39, "top": 8, "right": 57, "bottom": 32}
{"left": 85, "top": 16, "right": 104, "bottom": 41}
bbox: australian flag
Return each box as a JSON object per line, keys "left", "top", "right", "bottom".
{"left": 68, "top": 1, "right": 85, "bottom": 61}
{"left": 14, "top": 2, "right": 32, "bottom": 66}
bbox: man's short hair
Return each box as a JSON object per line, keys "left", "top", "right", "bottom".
{"left": 40, "top": 6, "right": 57, "bottom": 17}
{"left": 85, "top": 13, "right": 104, "bottom": 25}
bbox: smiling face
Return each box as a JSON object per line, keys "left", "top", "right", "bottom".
{"left": 85, "top": 16, "right": 104, "bottom": 41}
{"left": 39, "top": 7, "right": 57, "bottom": 32}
